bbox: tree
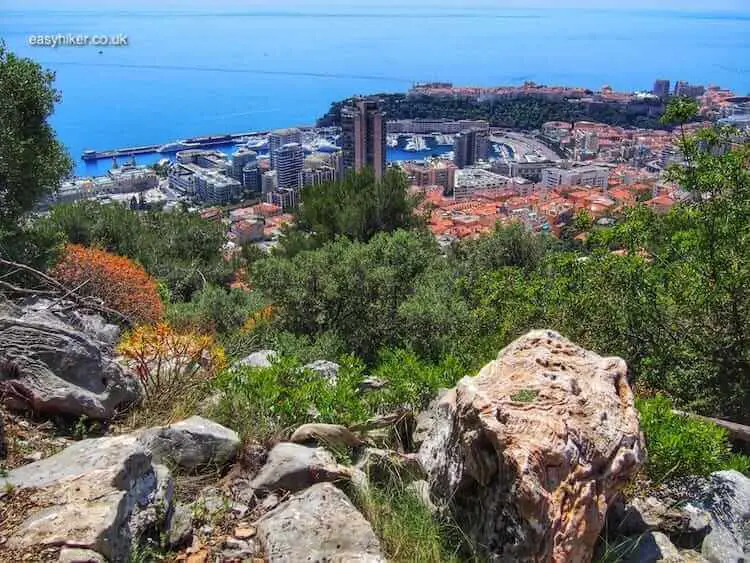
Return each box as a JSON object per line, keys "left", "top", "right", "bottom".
{"left": 51, "top": 244, "right": 165, "bottom": 325}
{"left": 0, "top": 43, "right": 72, "bottom": 229}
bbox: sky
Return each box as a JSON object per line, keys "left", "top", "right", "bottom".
{"left": 4, "top": 0, "right": 750, "bottom": 11}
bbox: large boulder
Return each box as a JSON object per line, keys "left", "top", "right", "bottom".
{"left": 2, "top": 434, "right": 173, "bottom": 562}
{"left": 236, "top": 349, "right": 277, "bottom": 369}
{"left": 250, "top": 442, "right": 351, "bottom": 494}
{"left": 418, "top": 330, "right": 644, "bottom": 562}
{"left": 301, "top": 360, "right": 340, "bottom": 384}
{"left": 138, "top": 415, "right": 240, "bottom": 471}
{"left": 689, "top": 470, "right": 750, "bottom": 563}
{"left": 256, "top": 482, "right": 386, "bottom": 562}
{"left": 0, "top": 312, "right": 140, "bottom": 420}
{"left": 290, "top": 422, "right": 363, "bottom": 449}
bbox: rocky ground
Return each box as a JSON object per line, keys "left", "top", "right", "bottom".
{"left": 1, "top": 300, "right": 749, "bottom": 562}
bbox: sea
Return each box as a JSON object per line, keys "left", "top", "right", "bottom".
{"left": 2, "top": 4, "right": 750, "bottom": 176}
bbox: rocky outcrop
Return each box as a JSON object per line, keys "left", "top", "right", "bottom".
{"left": 139, "top": 415, "right": 240, "bottom": 471}
{"left": 1, "top": 416, "right": 239, "bottom": 562}
{"left": 418, "top": 330, "right": 645, "bottom": 562}
{"left": 256, "top": 482, "right": 386, "bottom": 562}
{"left": 302, "top": 360, "right": 340, "bottom": 383}
{"left": 249, "top": 442, "right": 351, "bottom": 494}
{"left": 355, "top": 447, "right": 425, "bottom": 485}
{"left": 290, "top": 422, "right": 363, "bottom": 449}
{"left": 0, "top": 304, "right": 140, "bottom": 420}
{"left": 688, "top": 470, "right": 750, "bottom": 563}
{"left": 236, "top": 349, "right": 277, "bottom": 369}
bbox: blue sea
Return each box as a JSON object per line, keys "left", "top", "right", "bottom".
{"left": 2, "top": 3, "right": 749, "bottom": 176}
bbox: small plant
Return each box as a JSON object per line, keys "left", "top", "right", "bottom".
{"left": 510, "top": 389, "right": 539, "bottom": 403}
{"left": 637, "top": 395, "right": 750, "bottom": 482}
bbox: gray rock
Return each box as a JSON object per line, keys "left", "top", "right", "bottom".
{"left": 166, "top": 503, "right": 193, "bottom": 549}
{"left": 250, "top": 442, "right": 350, "bottom": 494}
{"left": 412, "top": 390, "right": 448, "bottom": 450}
{"left": 355, "top": 447, "right": 425, "bottom": 485}
{"left": 290, "top": 423, "right": 363, "bottom": 449}
{"left": 5, "top": 442, "right": 173, "bottom": 562}
{"left": 220, "top": 537, "right": 260, "bottom": 560}
{"left": 58, "top": 548, "right": 107, "bottom": 563}
{"left": 690, "top": 470, "right": 750, "bottom": 563}
{"left": 302, "top": 360, "right": 340, "bottom": 384}
{"left": 624, "top": 531, "right": 685, "bottom": 562}
{"left": 138, "top": 415, "right": 240, "bottom": 471}
{"left": 256, "top": 482, "right": 386, "bottom": 563}
{"left": 236, "top": 349, "right": 277, "bottom": 369}
{"left": 357, "top": 377, "right": 387, "bottom": 393}
{"left": 0, "top": 314, "right": 141, "bottom": 419}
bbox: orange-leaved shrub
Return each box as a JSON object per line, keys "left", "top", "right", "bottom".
{"left": 51, "top": 244, "right": 164, "bottom": 324}
{"left": 118, "top": 323, "right": 226, "bottom": 404}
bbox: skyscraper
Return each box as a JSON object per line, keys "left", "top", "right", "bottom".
{"left": 269, "top": 128, "right": 302, "bottom": 170}
{"left": 340, "top": 98, "right": 386, "bottom": 180}
{"left": 652, "top": 79, "right": 671, "bottom": 100}
{"left": 275, "top": 142, "right": 304, "bottom": 190}
{"left": 453, "top": 128, "right": 490, "bottom": 168}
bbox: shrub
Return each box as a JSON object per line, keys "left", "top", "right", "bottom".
{"left": 51, "top": 244, "right": 164, "bottom": 324}
{"left": 637, "top": 395, "right": 750, "bottom": 481}
{"left": 211, "top": 355, "right": 370, "bottom": 442}
{"left": 118, "top": 323, "right": 226, "bottom": 408}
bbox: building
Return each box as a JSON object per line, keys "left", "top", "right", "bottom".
{"left": 275, "top": 143, "right": 304, "bottom": 191}
{"left": 242, "top": 164, "right": 262, "bottom": 195}
{"left": 652, "top": 79, "right": 671, "bottom": 100}
{"left": 269, "top": 128, "right": 302, "bottom": 170}
{"left": 453, "top": 128, "right": 490, "bottom": 168}
{"left": 491, "top": 160, "right": 556, "bottom": 183}
{"left": 674, "top": 81, "right": 705, "bottom": 99}
{"left": 266, "top": 188, "right": 297, "bottom": 211}
{"left": 541, "top": 165, "right": 610, "bottom": 189}
{"left": 387, "top": 119, "right": 489, "bottom": 134}
{"left": 454, "top": 168, "right": 509, "bottom": 199}
{"left": 401, "top": 160, "right": 457, "bottom": 193}
{"left": 231, "top": 219, "right": 265, "bottom": 244}
{"left": 299, "top": 153, "right": 338, "bottom": 187}
{"left": 340, "top": 98, "right": 387, "bottom": 179}
{"left": 192, "top": 168, "right": 241, "bottom": 204}
{"left": 231, "top": 148, "right": 258, "bottom": 181}
{"left": 262, "top": 170, "right": 278, "bottom": 194}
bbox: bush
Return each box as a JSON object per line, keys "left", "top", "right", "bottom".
{"left": 637, "top": 395, "right": 750, "bottom": 481}
{"left": 51, "top": 244, "right": 164, "bottom": 324}
{"left": 118, "top": 323, "right": 226, "bottom": 408}
{"left": 211, "top": 356, "right": 370, "bottom": 442}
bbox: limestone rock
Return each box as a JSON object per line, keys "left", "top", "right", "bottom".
{"left": 138, "top": 415, "right": 240, "bottom": 471}
{"left": 58, "top": 548, "right": 107, "bottom": 563}
{"left": 418, "top": 330, "right": 645, "bottom": 562}
{"left": 250, "top": 442, "right": 350, "bottom": 494}
{"left": 236, "top": 349, "right": 277, "bottom": 369}
{"left": 624, "top": 531, "right": 686, "bottom": 563}
{"left": 302, "top": 360, "right": 340, "bottom": 383}
{"left": 412, "top": 390, "right": 449, "bottom": 449}
{"left": 256, "top": 482, "right": 386, "bottom": 562}
{"left": 690, "top": 470, "right": 750, "bottom": 563}
{"left": 0, "top": 314, "right": 140, "bottom": 419}
{"left": 5, "top": 447, "right": 173, "bottom": 562}
{"left": 166, "top": 503, "right": 194, "bottom": 550}
{"left": 290, "top": 423, "right": 363, "bottom": 449}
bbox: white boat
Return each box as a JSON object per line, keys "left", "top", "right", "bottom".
{"left": 157, "top": 140, "right": 200, "bottom": 153}
{"left": 245, "top": 138, "right": 269, "bottom": 151}
{"left": 387, "top": 134, "right": 399, "bottom": 148}
{"left": 404, "top": 135, "right": 428, "bottom": 152}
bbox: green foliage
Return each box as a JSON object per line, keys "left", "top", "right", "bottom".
{"left": 637, "top": 395, "right": 750, "bottom": 482}
{"left": 39, "top": 201, "right": 232, "bottom": 301}
{"left": 319, "top": 93, "right": 666, "bottom": 131}
{"left": 351, "top": 481, "right": 477, "bottom": 563}
{"left": 166, "top": 284, "right": 266, "bottom": 335}
{"left": 0, "top": 43, "right": 72, "bottom": 229}
{"left": 510, "top": 389, "right": 539, "bottom": 403}
{"left": 285, "top": 167, "right": 422, "bottom": 254}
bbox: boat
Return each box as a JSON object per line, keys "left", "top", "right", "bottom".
{"left": 404, "top": 135, "right": 429, "bottom": 152}
{"left": 245, "top": 138, "right": 269, "bottom": 151}
{"left": 157, "top": 140, "right": 200, "bottom": 153}
{"left": 82, "top": 150, "right": 98, "bottom": 161}
{"left": 387, "top": 134, "right": 399, "bottom": 148}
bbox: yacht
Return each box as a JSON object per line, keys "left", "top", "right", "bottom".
{"left": 405, "top": 135, "right": 428, "bottom": 152}
{"left": 157, "top": 140, "right": 200, "bottom": 153}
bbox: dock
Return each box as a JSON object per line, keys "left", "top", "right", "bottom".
{"left": 81, "top": 127, "right": 314, "bottom": 161}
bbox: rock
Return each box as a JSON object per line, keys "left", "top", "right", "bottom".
{"left": 256, "top": 482, "right": 386, "bottom": 562}
{"left": 138, "top": 415, "right": 240, "bottom": 471}
{"left": 418, "top": 330, "right": 645, "bottom": 562}
{"left": 58, "top": 548, "right": 107, "bottom": 563}
{"left": 0, "top": 314, "right": 141, "bottom": 419}
{"left": 302, "top": 360, "right": 340, "bottom": 383}
{"left": 689, "top": 470, "right": 750, "bottom": 563}
{"left": 412, "top": 390, "right": 449, "bottom": 449}
{"left": 221, "top": 537, "right": 260, "bottom": 560}
{"left": 290, "top": 423, "right": 363, "bottom": 449}
{"left": 5, "top": 451, "right": 173, "bottom": 562}
{"left": 236, "top": 349, "right": 277, "bottom": 369}
{"left": 357, "top": 377, "right": 387, "bottom": 393}
{"left": 250, "top": 442, "right": 350, "bottom": 494}
{"left": 234, "top": 526, "right": 256, "bottom": 539}
{"left": 166, "top": 503, "right": 193, "bottom": 550}
{"left": 355, "top": 447, "right": 425, "bottom": 485}
{"left": 624, "top": 531, "right": 685, "bottom": 562}
{"left": 610, "top": 495, "right": 710, "bottom": 549}
{"left": 350, "top": 410, "right": 416, "bottom": 452}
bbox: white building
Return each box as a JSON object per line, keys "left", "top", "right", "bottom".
{"left": 542, "top": 165, "right": 609, "bottom": 189}
{"left": 269, "top": 128, "right": 302, "bottom": 170}
{"left": 454, "top": 168, "right": 510, "bottom": 199}
{"left": 275, "top": 143, "right": 304, "bottom": 191}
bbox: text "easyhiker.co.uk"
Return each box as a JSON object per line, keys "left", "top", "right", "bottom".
{"left": 28, "top": 34, "right": 129, "bottom": 48}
